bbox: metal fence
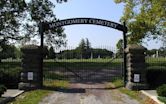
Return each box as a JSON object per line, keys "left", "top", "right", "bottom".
{"left": 43, "top": 47, "right": 124, "bottom": 88}
{"left": 0, "top": 58, "right": 22, "bottom": 88}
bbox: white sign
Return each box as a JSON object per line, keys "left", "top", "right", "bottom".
{"left": 28, "top": 72, "right": 33, "bottom": 80}
{"left": 134, "top": 74, "right": 140, "bottom": 82}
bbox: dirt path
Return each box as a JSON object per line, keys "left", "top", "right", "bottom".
{"left": 39, "top": 84, "right": 140, "bottom": 104}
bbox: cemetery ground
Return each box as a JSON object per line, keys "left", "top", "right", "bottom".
{"left": 0, "top": 58, "right": 166, "bottom": 104}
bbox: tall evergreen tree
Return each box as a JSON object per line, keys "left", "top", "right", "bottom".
{"left": 77, "top": 39, "right": 86, "bottom": 59}
{"left": 116, "top": 39, "right": 123, "bottom": 57}
{"left": 85, "top": 38, "right": 91, "bottom": 50}
{"left": 85, "top": 38, "right": 91, "bottom": 58}
{"left": 48, "top": 46, "right": 55, "bottom": 59}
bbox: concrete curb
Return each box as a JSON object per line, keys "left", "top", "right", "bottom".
{"left": 140, "top": 90, "right": 164, "bottom": 104}
{"left": 0, "top": 89, "right": 24, "bottom": 104}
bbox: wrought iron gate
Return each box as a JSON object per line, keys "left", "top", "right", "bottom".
{"left": 43, "top": 48, "right": 123, "bottom": 88}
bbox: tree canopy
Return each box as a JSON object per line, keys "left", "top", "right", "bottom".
{"left": 114, "top": 0, "right": 166, "bottom": 44}
{"left": 0, "top": 0, "right": 67, "bottom": 47}
{"left": 56, "top": 38, "right": 113, "bottom": 59}
{"left": 0, "top": 0, "right": 27, "bottom": 44}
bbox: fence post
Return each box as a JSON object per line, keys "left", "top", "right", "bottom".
{"left": 19, "top": 45, "right": 42, "bottom": 90}
{"left": 125, "top": 44, "right": 148, "bottom": 90}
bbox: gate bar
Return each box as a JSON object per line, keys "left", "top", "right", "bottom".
{"left": 39, "top": 22, "right": 44, "bottom": 88}
{"left": 123, "top": 22, "right": 127, "bottom": 86}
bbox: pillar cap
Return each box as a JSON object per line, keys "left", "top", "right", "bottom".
{"left": 21, "top": 45, "right": 40, "bottom": 53}
{"left": 125, "top": 44, "right": 147, "bottom": 53}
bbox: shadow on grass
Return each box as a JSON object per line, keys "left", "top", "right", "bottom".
{"left": 42, "top": 85, "right": 123, "bottom": 94}
{"left": 43, "top": 86, "right": 86, "bottom": 93}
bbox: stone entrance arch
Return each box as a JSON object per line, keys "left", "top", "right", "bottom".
{"left": 19, "top": 18, "right": 149, "bottom": 90}
{"left": 19, "top": 18, "right": 130, "bottom": 90}
{"left": 39, "top": 18, "right": 128, "bottom": 87}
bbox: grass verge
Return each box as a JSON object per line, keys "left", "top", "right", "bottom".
{"left": 111, "top": 78, "right": 144, "bottom": 103}
{"left": 158, "top": 96, "right": 166, "bottom": 104}
{"left": 9, "top": 90, "right": 51, "bottom": 104}
{"left": 43, "top": 80, "right": 69, "bottom": 88}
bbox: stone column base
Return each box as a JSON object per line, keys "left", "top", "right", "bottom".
{"left": 126, "top": 82, "right": 149, "bottom": 90}
{"left": 19, "top": 82, "right": 41, "bottom": 90}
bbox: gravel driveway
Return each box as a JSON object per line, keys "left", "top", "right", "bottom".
{"left": 39, "top": 84, "right": 140, "bottom": 104}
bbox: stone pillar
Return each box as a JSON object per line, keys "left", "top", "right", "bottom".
{"left": 125, "top": 44, "right": 148, "bottom": 90}
{"left": 19, "top": 45, "right": 42, "bottom": 90}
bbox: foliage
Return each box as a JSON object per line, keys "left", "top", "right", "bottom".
{"left": 0, "top": 44, "right": 21, "bottom": 61}
{"left": 56, "top": 38, "right": 113, "bottom": 59}
{"left": 114, "top": 0, "right": 166, "bottom": 44}
{"left": 0, "top": 0, "right": 67, "bottom": 57}
{"left": 0, "top": 0, "right": 27, "bottom": 45}
{"left": 146, "top": 48, "right": 166, "bottom": 57}
{"left": 146, "top": 66, "right": 166, "bottom": 88}
{"left": 0, "top": 85, "right": 7, "bottom": 96}
{"left": 158, "top": 96, "right": 166, "bottom": 104}
{"left": 76, "top": 38, "right": 87, "bottom": 59}
{"left": 56, "top": 48, "right": 113, "bottom": 59}
{"left": 48, "top": 46, "right": 55, "bottom": 59}
{"left": 9, "top": 90, "right": 51, "bottom": 104}
{"left": 21, "top": 0, "right": 66, "bottom": 47}
{"left": 0, "top": 63, "right": 22, "bottom": 88}
{"left": 116, "top": 39, "right": 123, "bottom": 57}
{"left": 157, "top": 84, "right": 166, "bottom": 97}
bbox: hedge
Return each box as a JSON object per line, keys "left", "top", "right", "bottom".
{"left": 157, "top": 84, "right": 166, "bottom": 97}
{"left": 0, "top": 85, "right": 7, "bottom": 97}
{"left": 0, "top": 67, "right": 22, "bottom": 88}
{"left": 146, "top": 66, "right": 166, "bottom": 88}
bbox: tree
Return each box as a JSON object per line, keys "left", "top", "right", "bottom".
{"left": 85, "top": 38, "right": 91, "bottom": 58}
{"left": 21, "top": 0, "right": 67, "bottom": 47}
{"left": 48, "top": 46, "right": 55, "bottom": 59}
{"left": 116, "top": 39, "right": 123, "bottom": 57}
{"left": 0, "top": 0, "right": 27, "bottom": 45}
{"left": 0, "top": 44, "right": 20, "bottom": 61}
{"left": 76, "top": 39, "right": 86, "bottom": 59}
{"left": 0, "top": 0, "right": 67, "bottom": 61}
{"left": 114, "top": 0, "right": 166, "bottom": 44}
{"left": 85, "top": 38, "right": 91, "bottom": 50}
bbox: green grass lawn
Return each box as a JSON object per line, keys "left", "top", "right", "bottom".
{"left": 9, "top": 90, "right": 51, "bottom": 104}
{"left": 43, "top": 80, "right": 69, "bottom": 88}
{"left": 110, "top": 78, "right": 145, "bottom": 104}
{"left": 43, "top": 58, "right": 122, "bottom": 70}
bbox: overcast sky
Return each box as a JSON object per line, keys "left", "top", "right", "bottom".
{"left": 50, "top": 0, "right": 162, "bottom": 50}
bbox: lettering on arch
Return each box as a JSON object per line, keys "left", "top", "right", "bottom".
{"left": 42, "top": 18, "right": 127, "bottom": 32}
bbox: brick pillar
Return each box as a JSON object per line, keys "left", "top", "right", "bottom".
{"left": 125, "top": 44, "right": 148, "bottom": 90}
{"left": 19, "top": 45, "right": 42, "bottom": 90}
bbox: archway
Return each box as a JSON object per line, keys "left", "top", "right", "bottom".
{"left": 39, "top": 18, "right": 128, "bottom": 88}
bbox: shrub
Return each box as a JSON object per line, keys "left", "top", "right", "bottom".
{"left": 0, "top": 67, "right": 22, "bottom": 88}
{"left": 157, "top": 84, "right": 166, "bottom": 97}
{"left": 0, "top": 85, "right": 7, "bottom": 97}
{"left": 158, "top": 96, "right": 166, "bottom": 104}
{"left": 146, "top": 66, "right": 166, "bottom": 88}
